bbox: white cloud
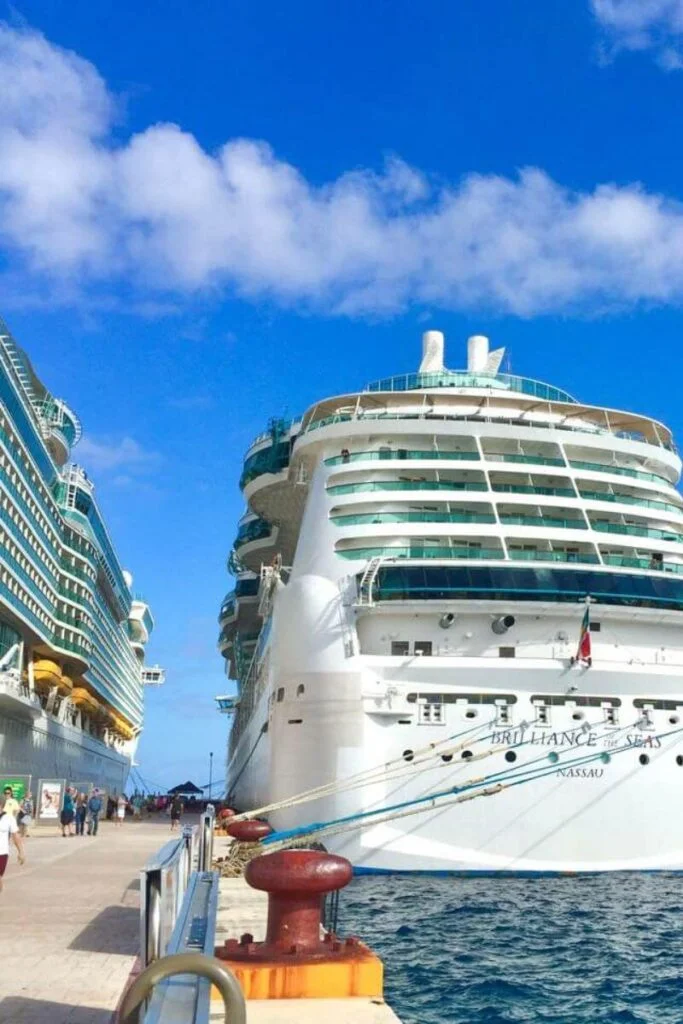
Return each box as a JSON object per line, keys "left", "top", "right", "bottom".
{"left": 4, "top": 23, "right": 683, "bottom": 315}
{"left": 77, "top": 436, "right": 160, "bottom": 474}
{"left": 591, "top": 0, "right": 683, "bottom": 67}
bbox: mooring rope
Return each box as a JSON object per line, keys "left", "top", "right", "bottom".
{"left": 261, "top": 722, "right": 683, "bottom": 852}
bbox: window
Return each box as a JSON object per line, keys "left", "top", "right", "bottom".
{"left": 419, "top": 701, "right": 444, "bottom": 725}
{"left": 391, "top": 641, "right": 410, "bottom": 656}
{"left": 590, "top": 622, "right": 601, "bottom": 633}
{"left": 496, "top": 703, "right": 511, "bottom": 726}
{"left": 537, "top": 704, "right": 550, "bottom": 725}
{"left": 296, "top": 684, "right": 305, "bottom": 697}
{"left": 499, "top": 647, "right": 515, "bottom": 658}
{"left": 414, "top": 641, "right": 433, "bottom": 657}
{"left": 276, "top": 687, "right": 285, "bottom": 702}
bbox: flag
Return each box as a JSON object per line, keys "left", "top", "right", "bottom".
{"left": 575, "top": 602, "right": 592, "bottom": 666}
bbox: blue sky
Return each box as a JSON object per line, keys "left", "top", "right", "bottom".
{"left": 2, "top": 0, "right": 683, "bottom": 791}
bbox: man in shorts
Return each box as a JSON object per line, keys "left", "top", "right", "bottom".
{"left": 0, "top": 795, "right": 25, "bottom": 892}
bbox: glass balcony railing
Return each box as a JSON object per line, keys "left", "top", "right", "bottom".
{"left": 325, "top": 449, "right": 480, "bottom": 467}
{"left": 492, "top": 484, "right": 575, "bottom": 498}
{"left": 364, "top": 370, "right": 577, "bottom": 403}
{"left": 234, "top": 518, "right": 273, "bottom": 549}
{"left": 592, "top": 522, "right": 683, "bottom": 543}
{"left": 500, "top": 514, "right": 587, "bottom": 530}
{"left": 371, "top": 565, "right": 683, "bottom": 609}
{"left": 580, "top": 491, "right": 682, "bottom": 516}
{"left": 240, "top": 440, "right": 291, "bottom": 489}
{"left": 337, "top": 546, "right": 503, "bottom": 560}
{"left": 508, "top": 550, "right": 599, "bottom": 564}
{"left": 331, "top": 511, "right": 496, "bottom": 526}
{"left": 570, "top": 460, "right": 671, "bottom": 485}
{"left": 51, "top": 633, "right": 90, "bottom": 657}
{"left": 602, "top": 555, "right": 683, "bottom": 574}
{"left": 486, "top": 453, "right": 565, "bottom": 467}
{"left": 328, "top": 480, "right": 489, "bottom": 495}
{"left": 59, "top": 559, "right": 92, "bottom": 584}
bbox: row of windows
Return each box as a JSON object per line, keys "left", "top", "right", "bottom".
{"left": 0, "top": 572, "right": 52, "bottom": 638}
{"left": 0, "top": 535, "right": 56, "bottom": 613}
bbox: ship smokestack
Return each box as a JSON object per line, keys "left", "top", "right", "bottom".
{"left": 467, "top": 334, "right": 489, "bottom": 373}
{"left": 419, "top": 330, "right": 445, "bottom": 373}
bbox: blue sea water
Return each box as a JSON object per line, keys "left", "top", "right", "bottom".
{"left": 340, "top": 875, "right": 683, "bottom": 1024}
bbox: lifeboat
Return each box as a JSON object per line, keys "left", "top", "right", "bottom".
{"left": 70, "top": 687, "right": 100, "bottom": 714}
{"left": 32, "top": 659, "right": 62, "bottom": 692}
{"left": 57, "top": 673, "right": 73, "bottom": 697}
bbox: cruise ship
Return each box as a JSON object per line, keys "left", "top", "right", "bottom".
{"left": 219, "top": 331, "right": 683, "bottom": 873}
{"left": 0, "top": 319, "right": 164, "bottom": 798}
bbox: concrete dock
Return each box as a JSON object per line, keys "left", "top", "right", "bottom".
{"left": 212, "top": 836, "right": 403, "bottom": 1023}
{"left": 0, "top": 817, "right": 174, "bottom": 1024}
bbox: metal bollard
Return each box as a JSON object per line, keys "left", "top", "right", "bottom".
{"left": 118, "top": 952, "right": 246, "bottom": 1024}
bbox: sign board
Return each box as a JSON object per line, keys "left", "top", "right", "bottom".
{"left": 36, "top": 778, "right": 65, "bottom": 823}
{"left": 0, "top": 775, "right": 31, "bottom": 802}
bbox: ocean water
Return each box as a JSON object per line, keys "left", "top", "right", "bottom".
{"left": 340, "top": 874, "right": 683, "bottom": 1024}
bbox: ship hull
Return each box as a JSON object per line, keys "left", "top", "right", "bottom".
{"left": 229, "top": 661, "right": 683, "bottom": 874}
{"left": 0, "top": 706, "right": 131, "bottom": 795}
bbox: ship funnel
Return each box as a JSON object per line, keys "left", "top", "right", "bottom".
{"left": 467, "top": 335, "right": 489, "bottom": 373}
{"left": 419, "top": 331, "right": 445, "bottom": 373}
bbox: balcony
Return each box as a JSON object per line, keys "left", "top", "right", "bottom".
{"left": 507, "top": 550, "right": 599, "bottom": 565}
{"left": 325, "top": 449, "right": 480, "bottom": 467}
{"left": 570, "top": 460, "right": 670, "bottom": 485}
{"left": 485, "top": 453, "right": 565, "bottom": 468}
{"left": 602, "top": 554, "right": 683, "bottom": 574}
{"left": 331, "top": 511, "right": 496, "bottom": 526}
{"left": 580, "top": 490, "right": 682, "bottom": 516}
{"left": 240, "top": 439, "right": 291, "bottom": 489}
{"left": 328, "top": 480, "right": 489, "bottom": 495}
{"left": 363, "top": 369, "right": 577, "bottom": 403}
{"left": 592, "top": 522, "right": 683, "bottom": 544}
{"left": 338, "top": 545, "right": 503, "bottom": 561}
{"left": 492, "top": 484, "right": 575, "bottom": 498}
{"left": 500, "top": 514, "right": 587, "bottom": 530}
{"left": 234, "top": 518, "right": 273, "bottom": 550}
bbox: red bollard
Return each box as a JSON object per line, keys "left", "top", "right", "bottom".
{"left": 215, "top": 848, "right": 383, "bottom": 999}
{"left": 227, "top": 819, "right": 273, "bottom": 842}
{"left": 218, "top": 808, "right": 236, "bottom": 821}
{"left": 247, "top": 849, "right": 352, "bottom": 954}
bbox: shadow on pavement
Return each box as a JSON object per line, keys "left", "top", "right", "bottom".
{"left": 68, "top": 904, "right": 138, "bottom": 954}
{"left": 0, "top": 996, "right": 113, "bottom": 1023}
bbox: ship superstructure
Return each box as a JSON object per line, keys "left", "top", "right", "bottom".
{"left": 0, "top": 319, "right": 164, "bottom": 795}
{"left": 219, "top": 331, "right": 683, "bottom": 872}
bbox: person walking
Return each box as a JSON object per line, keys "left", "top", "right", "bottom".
{"left": 75, "top": 792, "right": 88, "bottom": 836}
{"left": 115, "top": 794, "right": 127, "bottom": 827}
{"left": 0, "top": 796, "right": 25, "bottom": 892}
{"left": 18, "top": 792, "right": 33, "bottom": 838}
{"left": 87, "top": 790, "right": 103, "bottom": 836}
{"left": 2, "top": 786, "right": 20, "bottom": 819}
{"left": 170, "top": 795, "right": 183, "bottom": 831}
{"left": 60, "top": 787, "right": 75, "bottom": 837}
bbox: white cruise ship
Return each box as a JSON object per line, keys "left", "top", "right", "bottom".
{"left": 219, "top": 331, "right": 683, "bottom": 873}
{"left": 0, "top": 319, "right": 164, "bottom": 798}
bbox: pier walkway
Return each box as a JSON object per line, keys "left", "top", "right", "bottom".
{"left": 0, "top": 817, "right": 176, "bottom": 1024}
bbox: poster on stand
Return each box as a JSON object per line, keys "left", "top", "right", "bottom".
{"left": 0, "top": 774, "right": 31, "bottom": 802}
{"left": 36, "top": 778, "right": 65, "bottom": 822}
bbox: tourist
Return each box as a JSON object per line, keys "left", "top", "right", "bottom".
{"left": 2, "top": 786, "right": 19, "bottom": 819}
{"left": 0, "top": 796, "right": 25, "bottom": 892}
{"left": 170, "top": 794, "right": 183, "bottom": 831}
{"left": 87, "top": 789, "right": 103, "bottom": 836}
{"left": 132, "top": 794, "right": 143, "bottom": 821}
{"left": 60, "top": 787, "right": 75, "bottom": 837}
{"left": 115, "top": 793, "right": 127, "bottom": 826}
{"left": 106, "top": 794, "right": 116, "bottom": 820}
{"left": 75, "top": 792, "right": 88, "bottom": 836}
{"left": 18, "top": 792, "right": 33, "bottom": 838}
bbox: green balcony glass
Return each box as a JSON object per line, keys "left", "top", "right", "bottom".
{"left": 327, "top": 480, "right": 488, "bottom": 495}
{"left": 580, "top": 490, "right": 682, "bottom": 515}
{"left": 592, "top": 522, "right": 683, "bottom": 543}
{"left": 570, "top": 460, "right": 670, "bottom": 485}
{"left": 337, "top": 546, "right": 503, "bottom": 560}
{"left": 499, "top": 514, "right": 587, "bottom": 529}
{"left": 331, "top": 511, "right": 496, "bottom": 526}
{"left": 325, "top": 449, "right": 480, "bottom": 466}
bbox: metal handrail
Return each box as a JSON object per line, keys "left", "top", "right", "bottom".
{"left": 198, "top": 805, "right": 215, "bottom": 872}
{"left": 118, "top": 953, "right": 246, "bottom": 1024}
{"left": 140, "top": 826, "right": 199, "bottom": 966}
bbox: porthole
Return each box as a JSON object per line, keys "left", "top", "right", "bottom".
{"left": 441, "top": 753, "right": 453, "bottom": 763}
{"left": 505, "top": 751, "right": 517, "bottom": 763}
{"left": 677, "top": 755, "right": 683, "bottom": 767}
{"left": 403, "top": 749, "right": 414, "bottom": 762}
{"left": 600, "top": 752, "right": 611, "bottom": 764}
{"left": 639, "top": 754, "right": 650, "bottom": 766}
{"left": 296, "top": 684, "right": 305, "bottom": 697}
{"left": 547, "top": 752, "right": 559, "bottom": 764}
{"left": 670, "top": 715, "right": 680, "bottom": 725}
{"left": 461, "top": 749, "right": 473, "bottom": 760}
{"left": 572, "top": 711, "right": 584, "bottom": 721}
{"left": 465, "top": 710, "right": 477, "bottom": 719}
